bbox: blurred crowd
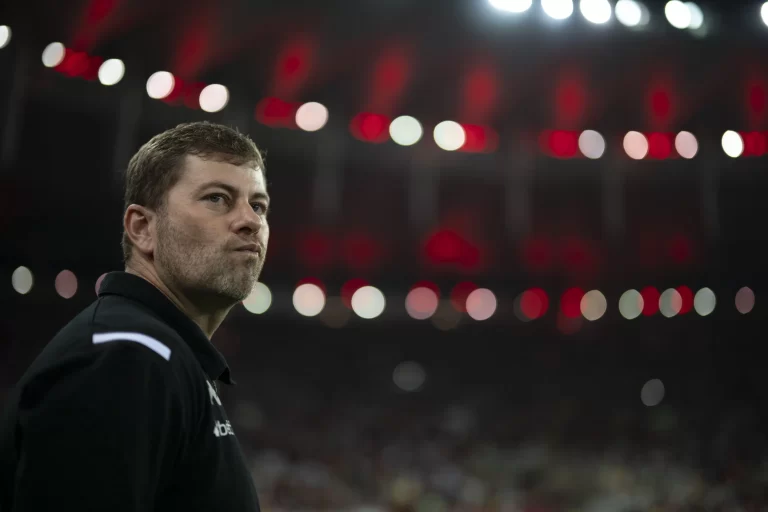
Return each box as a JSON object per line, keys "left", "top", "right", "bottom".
{"left": 224, "top": 371, "right": 768, "bottom": 512}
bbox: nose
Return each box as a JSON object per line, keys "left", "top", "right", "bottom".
{"left": 232, "top": 200, "right": 263, "bottom": 236}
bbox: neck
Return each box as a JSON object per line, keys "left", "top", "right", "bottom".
{"left": 125, "top": 259, "right": 230, "bottom": 339}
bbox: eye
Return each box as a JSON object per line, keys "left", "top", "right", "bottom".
{"left": 206, "top": 193, "right": 226, "bottom": 204}
{"left": 251, "top": 203, "right": 268, "bottom": 215}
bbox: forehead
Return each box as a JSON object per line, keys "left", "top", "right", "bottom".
{"left": 177, "top": 154, "right": 266, "bottom": 192}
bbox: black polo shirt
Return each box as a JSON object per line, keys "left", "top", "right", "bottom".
{"left": 0, "top": 272, "right": 260, "bottom": 511}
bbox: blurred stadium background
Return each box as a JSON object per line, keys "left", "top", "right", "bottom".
{"left": 2, "top": 0, "right": 768, "bottom": 510}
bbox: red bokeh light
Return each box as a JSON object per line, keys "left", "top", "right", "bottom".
{"left": 255, "top": 97, "right": 300, "bottom": 128}
{"left": 649, "top": 87, "right": 673, "bottom": 123}
{"left": 341, "top": 278, "right": 369, "bottom": 308}
{"left": 55, "top": 49, "right": 101, "bottom": 80}
{"left": 647, "top": 132, "right": 673, "bottom": 159}
{"left": 350, "top": 113, "right": 391, "bottom": 143}
{"left": 297, "top": 231, "right": 333, "bottom": 268}
{"left": 668, "top": 235, "right": 693, "bottom": 264}
{"left": 676, "top": 285, "right": 694, "bottom": 314}
{"left": 521, "top": 288, "right": 549, "bottom": 320}
{"left": 541, "top": 130, "right": 579, "bottom": 158}
{"left": 463, "top": 65, "right": 498, "bottom": 123}
{"left": 555, "top": 74, "right": 587, "bottom": 126}
{"left": 424, "top": 229, "right": 480, "bottom": 270}
{"left": 459, "top": 124, "right": 498, "bottom": 153}
{"left": 450, "top": 281, "right": 478, "bottom": 312}
{"left": 560, "top": 287, "right": 584, "bottom": 319}
{"left": 640, "top": 286, "right": 660, "bottom": 316}
{"left": 741, "top": 131, "right": 766, "bottom": 157}
{"left": 747, "top": 81, "right": 766, "bottom": 116}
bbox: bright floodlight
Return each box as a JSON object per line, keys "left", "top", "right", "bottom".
{"left": 665, "top": 0, "right": 691, "bottom": 29}
{"left": 0, "top": 26, "right": 10, "bottom": 49}
{"left": 578, "top": 130, "right": 606, "bottom": 159}
{"left": 296, "top": 102, "right": 328, "bottom": 132}
{"left": 624, "top": 131, "right": 649, "bottom": 159}
{"left": 580, "top": 290, "right": 607, "bottom": 321}
{"left": 390, "top": 116, "right": 423, "bottom": 146}
{"left": 351, "top": 286, "right": 386, "bottom": 319}
{"left": 466, "top": 288, "right": 497, "bottom": 321}
{"left": 98, "top": 59, "right": 125, "bottom": 86}
{"left": 762, "top": 2, "right": 768, "bottom": 28}
{"left": 405, "top": 287, "right": 439, "bottom": 320}
{"left": 146, "top": 71, "right": 175, "bottom": 99}
{"left": 293, "top": 283, "right": 325, "bottom": 317}
{"left": 659, "top": 288, "right": 683, "bottom": 318}
{"left": 393, "top": 361, "right": 426, "bottom": 392}
{"left": 11, "top": 266, "right": 33, "bottom": 295}
{"left": 433, "top": 121, "right": 466, "bottom": 151}
{"left": 55, "top": 270, "right": 78, "bottom": 299}
{"left": 641, "top": 379, "right": 665, "bottom": 406}
{"left": 686, "top": 2, "right": 703, "bottom": 30}
{"left": 580, "top": 0, "right": 612, "bottom": 24}
{"left": 542, "top": 0, "right": 574, "bottom": 20}
{"left": 489, "top": 0, "right": 533, "bottom": 13}
{"left": 675, "top": 131, "right": 698, "bottom": 159}
{"left": 615, "top": 0, "right": 644, "bottom": 27}
{"left": 619, "top": 289, "right": 643, "bottom": 320}
{"left": 42, "top": 42, "right": 65, "bottom": 68}
{"left": 735, "top": 286, "right": 755, "bottom": 314}
{"left": 243, "top": 282, "right": 272, "bottom": 314}
{"left": 722, "top": 131, "right": 744, "bottom": 158}
{"left": 199, "top": 84, "right": 229, "bottom": 113}
{"left": 694, "top": 287, "right": 716, "bottom": 316}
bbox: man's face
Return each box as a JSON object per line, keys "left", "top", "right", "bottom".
{"left": 153, "top": 154, "right": 270, "bottom": 304}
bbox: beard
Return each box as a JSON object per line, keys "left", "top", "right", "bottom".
{"left": 154, "top": 215, "right": 264, "bottom": 305}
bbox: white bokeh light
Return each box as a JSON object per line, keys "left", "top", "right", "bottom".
{"left": 42, "top": 42, "right": 65, "bottom": 68}
{"left": 296, "top": 102, "right": 329, "bottom": 132}
{"left": 686, "top": 2, "right": 703, "bottom": 30}
{"left": 580, "top": 290, "right": 607, "bottom": 321}
{"left": 433, "top": 121, "right": 466, "bottom": 151}
{"left": 390, "top": 116, "right": 423, "bottom": 146}
{"left": 146, "top": 71, "right": 175, "bottom": 99}
{"left": 641, "top": 379, "right": 665, "bottom": 406}
{"left": 466, "top": 288, "right": 497, "bottom": 321}
{"left": 619, "top": 289, "right": 644, "bottom": 320}
{"left": 98, "top": 59, "right": 125, "bottom": 86}
{"left": 55, "top": 270, "right": 78, "bottom": 299}
{"left": 762, "top": 2, "right": 768, "bottom": 28}
{"left": 675, "top": 131, "right": 698, "bottom": 159}
{"left": 659, "top": 288, "right": 683, "bottom": 318}
{"left": 11, "top": 266, "right": 33, "bottom": 295}
{"left": 615, "top": 0, "right": 645, "bottom": 27}
{"left": 393, "top": 361, "right": 426, "bottom": 392}
{"left": 243, "top": 282, "right": 272, "bottom": 314}
{"left": 580, "top": 0, "right": 612, "bottom": 24}
{"left": 293, "top": 283, "right": 326, "bottom": 317}
{"left": 199, "top": 84, "right": 229, "bottom": 113}
{"left": 624, "top": 131, "right": 649, "bottom": 159}
{"left": 722, "top": 131, "right": 744, "bottom": 158}
{"left": 351, "top": 286, "right": 386, "bottom": 319}
{"left": 665, "top": 0, "right": 691, "bottom": 29}
{"left": 578, "top": 130, "right": 606, "bottom": 159}
{"left": 694, "top": 287, "right": 716, "bottom": 316}
{"left": 405, "top": 287, "right": 439, "bottom": 320}
{"left": 489, "top": 0, "right": 533, "bottom": 13}
{"left": 542, "top": 0, "right": 574, "bottom": 20}
{"left": 0, "top": 26, "right": 11, "bottom": 49}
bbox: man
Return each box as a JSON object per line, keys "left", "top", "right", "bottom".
{"left": 0, "top": 121, "right": 269, "bottom": 510}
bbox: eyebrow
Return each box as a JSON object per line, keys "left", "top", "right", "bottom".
{"left": 196, "top": 181, "right": 270, "bottom": 204}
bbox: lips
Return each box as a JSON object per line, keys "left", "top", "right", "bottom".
{"left": 235, "top": 243, "right": 260, "bottom": 253}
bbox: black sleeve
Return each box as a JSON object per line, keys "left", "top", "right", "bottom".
{"left": 11, "top": 341, "right": 185, "bottom": 511}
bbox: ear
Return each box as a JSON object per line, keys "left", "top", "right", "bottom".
{"left": 124, "top": 204, "right": 156, "bottom": 258}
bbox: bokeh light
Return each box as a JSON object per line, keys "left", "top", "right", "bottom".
{"left": 405, "top": 287, "right": 439, "bottom": 320}
{"left": 296, "top": 102, "right": 329, "bottom": 132}
{"left": 722, "top": 130, "right": 744, "bottom": 158}
{"left": 293, "top": 283, "right": 326, "bottom": 317}
{"left": 433, "top": 121, "right": 466, "bottom": 151}
{"left": 55, "top": 270, "right": 78, "bottom": 299}
{"left": 578, "top": 130, "right": 606, "bottom": 159}
{"left": 693, "top": 287, "right": 716, "bottom": 316}
{"left": 735, "top": 286, "right": 755, "bottom": 314}
{"left": 42, "top": 42, "right": 66, "bottom": 68}
{"left": 615, "top": 0, "right": 645, "bottom": 27}
{"left": 393, "top": 361, "right": 426, "bottom": 392}
{"left": 351, "top": 286, "right": 386, "bottom": 319}
{"left": 580, "top": 0, "right": 612, "bottom": 24}
{"left": 542, "top": 0, "right": 574, "bottom": 20}
{"left": 11, "top": 266, "right": 33, "bottom": 295}
{"left": 146, "top": 71, "right": 175, "bottom": 99}
{"left": 675, "top": 131, "right": 698, "bottom": 159}
{"left": 243, "top": 282, "right": 272, "bottom": 314}
{"left": 641, "top": 379, "right": 665, "bottom": 406}
{"left": 390, "top": 116, "right": 423, "bottom": 146}
{"left": 659, "top": 288, "right": 683, "bottom": 318}
{"left": 95, "top": 272, "right": 107, "bottom": 295}
{"left": 665, "top": 0, "right": 691, "bottom": 29}
{"left": 199, "top": 84, "right": 229, "bottom": 113}
{"left": 466, "top": 288, "right": 497, "bottom": 321}
{"left": 619, "top": 289, "right": 644, "bottom": 319}
{"left": 580, "top": 290, "right": 607, "bottom": 321}
{"left": 624, "top": 131, "right": 649, "bottom": 159}
{"left": 762, "top": 2, "right": 768, "bottom": 28}
{"left": 0, "top": 26, "right": 11, "bottom": 49}
{"left": 489, "top": 0, "right": 533, "bottom": 13}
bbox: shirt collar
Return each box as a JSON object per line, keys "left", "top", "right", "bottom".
{"left": 97, "top": 271, "right": 234, "bottom": 385}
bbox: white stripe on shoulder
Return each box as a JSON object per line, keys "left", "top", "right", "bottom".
{"left": 92, "top": 332, "right": 172, "bottom": 361}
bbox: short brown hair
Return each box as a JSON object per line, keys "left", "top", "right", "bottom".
{"left": 121, "top": 121, "right": 265, "bottom": 263}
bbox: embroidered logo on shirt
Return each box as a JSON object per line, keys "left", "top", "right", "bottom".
{"left": 207, "top": 380, "right": 222, "bottom": 406}
{"left": 213, "top": 420, "right": 235, "bottom": 437}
